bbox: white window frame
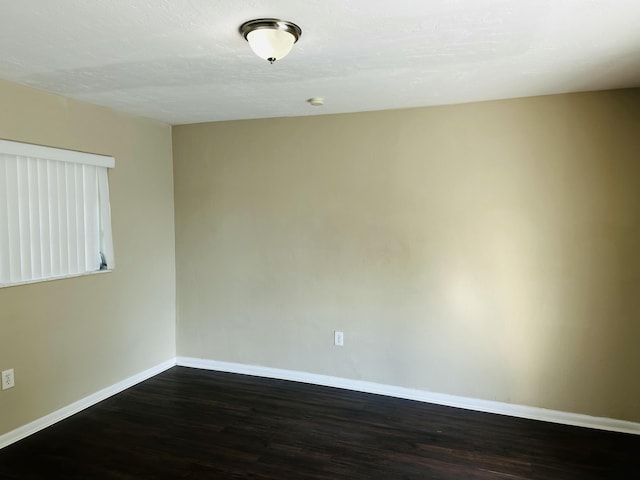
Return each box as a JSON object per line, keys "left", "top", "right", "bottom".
{"left": 0, "top": 139, "right": 115, "bottom": 288}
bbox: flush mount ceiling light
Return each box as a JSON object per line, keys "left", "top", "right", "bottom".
{"left": 240, "top": 18, "right": 302, "bottom": 64}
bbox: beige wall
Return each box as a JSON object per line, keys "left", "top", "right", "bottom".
{"left": 0, "top": 79, "right": 176, "bottom": 435}
{"left": 173, "top": 89, "right": 640, "bottom": 422}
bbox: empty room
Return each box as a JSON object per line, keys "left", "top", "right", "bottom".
{"left": 1, "top": 1, "right": 639, "bottom": 478}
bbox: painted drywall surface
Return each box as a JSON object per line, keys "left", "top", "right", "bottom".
{"left": 0, "top": 79, "right": 176, "bottom": 435}
{"left": 173, "top": 90, "right": 640, "bottom": 422}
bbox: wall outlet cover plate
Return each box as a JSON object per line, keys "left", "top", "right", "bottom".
{"left": 2, "top": 368, "right": 15, "bottom": 390}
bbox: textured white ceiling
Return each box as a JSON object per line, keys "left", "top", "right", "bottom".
{"left": 0, "top": 0, "right": 639, "bottom": 125}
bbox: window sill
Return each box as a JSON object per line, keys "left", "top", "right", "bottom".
{"left": 0, "top": 269, "right": 113, "bottom": 289}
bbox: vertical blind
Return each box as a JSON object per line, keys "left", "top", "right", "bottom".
{"left": 0, "top": 140, "right": 114, "bottom": 287}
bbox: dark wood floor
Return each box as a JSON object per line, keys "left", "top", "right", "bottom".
{"left": 1, "top": 367, "right": 638, "bottom": 479}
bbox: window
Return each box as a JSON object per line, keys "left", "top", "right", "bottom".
{"left": 0, "top": 139, "right": 114, "bottom": 287}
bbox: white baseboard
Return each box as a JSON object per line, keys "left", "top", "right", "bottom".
{"left": 0, "top": 358, "right": 176, "bottom": 450}
{"left": 3, "top": 356, "right": 638, "bottom": 451}
{"left": 176, "top": 356, "right": 640, "bottom": 436}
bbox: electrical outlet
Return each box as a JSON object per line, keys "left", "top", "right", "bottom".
{"left": 2, "top": 368, "right": 15, "bottom": 390}
{"left": 334, "top": 331, "right": 344, "bottom": 347}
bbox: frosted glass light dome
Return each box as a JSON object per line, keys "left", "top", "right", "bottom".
{"left": 240, "top": 19, "right": 302, "bottom": 64}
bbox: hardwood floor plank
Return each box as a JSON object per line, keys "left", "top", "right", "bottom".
{"left": 0, "top": 366, "right": 638, "bottom": 479}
